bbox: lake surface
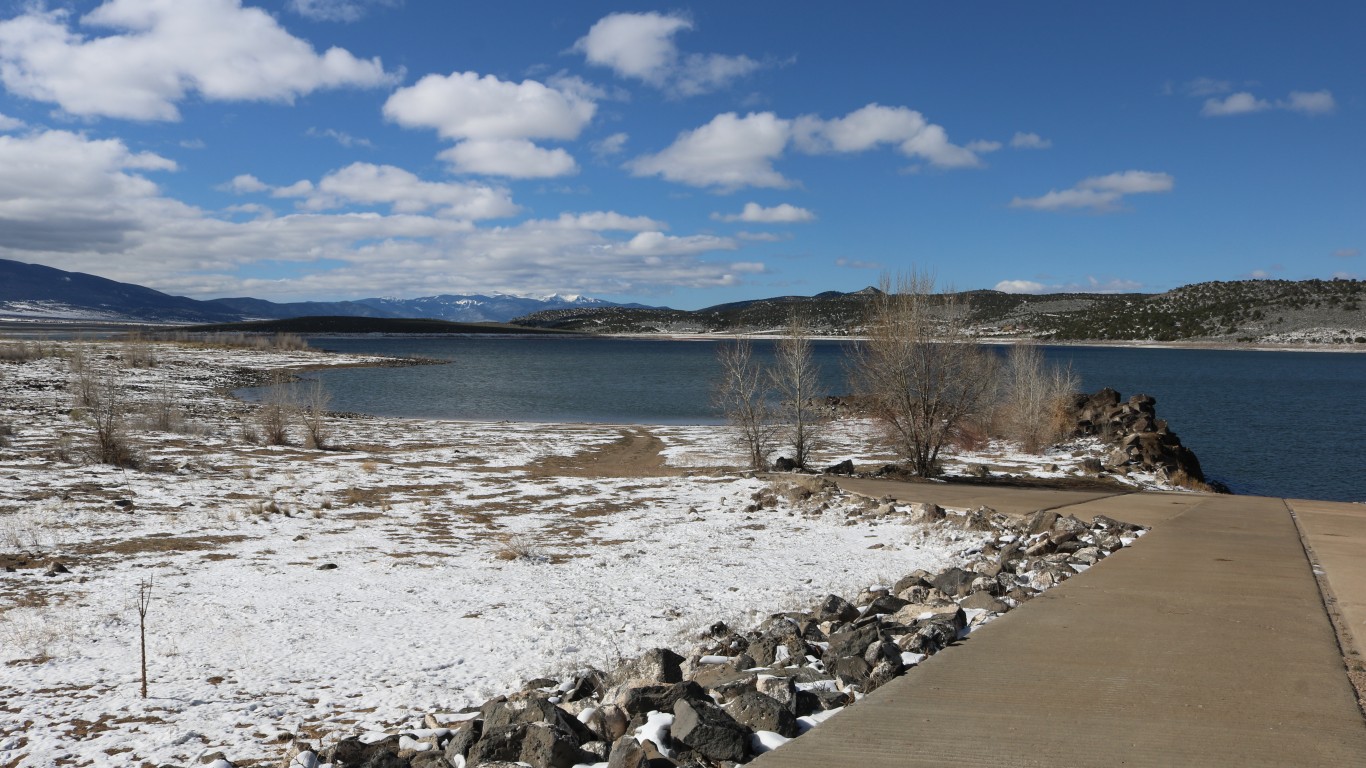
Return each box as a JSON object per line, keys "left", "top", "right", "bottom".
{"left": 248, "top": 336, "right": 1366, "bottom": 503}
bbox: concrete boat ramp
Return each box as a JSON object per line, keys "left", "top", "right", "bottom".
{"left": 755, "top": 483, "right": 1366, "bottom": 767}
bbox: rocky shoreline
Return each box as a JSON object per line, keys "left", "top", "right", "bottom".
{"left": 219, "top": 481, "right": 1146, "bottom": 768}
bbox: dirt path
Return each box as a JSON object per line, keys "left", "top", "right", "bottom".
{"left": 526, "top": 428, "right": 678, "bottom": 478}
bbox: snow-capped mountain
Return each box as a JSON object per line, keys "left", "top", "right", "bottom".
{"left": 0, "top": 258, "right": 650, "bottom": 324}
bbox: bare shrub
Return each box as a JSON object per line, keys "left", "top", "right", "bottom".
{"left": 120, "top": 334, "right": 157, "bottom": 368}
{"left": 771, "top": 313, "right": 827, "bottom": 468}
{"left": 135, "top": 578, "right": 152, "bottom": 698}
{"left": 0, "top": 340, "right": 49, "bottom": 362}
{"left": 300, "top": 378, "right": 332, "bottom": 450}
{"left": 852, "top": 271, "right": 999, "bottom": 477}
{"left": 257, "top": 371, "right": 296, "bottom": 446}
{"left": 136, "top": 384, "right": 186, "bottom": 433}
{"left": 713, "top": 337, "right": 776, "bottom": 470}
{"left": 82, "top": 369, "right": 139, "bottom": 468}
{"left": 996, "top": 341, "right": 1079, "bottom": 453}
{"left": 494, "top": 534, "right": 548, "bottom": 563}
{"left": 157, "top": 331, "right": 310, "bottom": 352}
{"left": 68, "top": 350, "right": 99, "bottom": 410}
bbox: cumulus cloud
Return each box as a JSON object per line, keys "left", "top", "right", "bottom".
{"left": 1280, "top": 90, "right": 1336, "bottom": 115}
{"left": 1198, "top": 87, "right": 1336, "bottom": 117}
{"left": 270, "top": 163, "right": 520, "bottom": 219}
{"left": 629, "top": 111, "right": 792, "bottom": 190}
{"left": 1201, "top": 92, "right": 1272, "bottom": 116}
{"left": 0, "top": 113, "right": 25, "bottom": 131}
{"left": 383, "top": 71, "right": 594, "bottom": 178}
{"left": 632, "top": 104, "right": 980, "bottom": 190}
{"left": 995, "top": 277, "right": 1142, "bottom": 294}
{"left": 1010, "top": 170, "right": 1174, "bottom": 212}
{"left": 0, "top": 128, "right": 745, "bottom": 300}
{"left": 574, "top": 11, "right": 761, "bottom": 96}
{"left": 711, "top": 202, "right": 814, "bottom": 223}
{"left": 0, "top": 0, "right": 395, "bottom": 121}
{"left": 1010, "top": 132, "right": 1051, "bottom": 149}
{"left": 966, "top": 140, "right": 1002, "bottom": 153}
{"left": 1181, "top": 77, "right": 1233, "bottom": 97}
{"left": 287, "top": 0, "right": 400, "bottom": 23}
{"left": 592, "top": 132, "right": 629, "bottom": 158}
{"left": 222, "top": 174, "right": 269, "bottom": 194}
{"left": 438, "top": 140, "right": 578, "bottom": 179}
{"left": 793, "top": 104, "right": 980, "bottom": 168}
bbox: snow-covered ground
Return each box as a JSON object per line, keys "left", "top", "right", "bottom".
{"left": 0, "top": 340, "right": 1167, "bottom": 766}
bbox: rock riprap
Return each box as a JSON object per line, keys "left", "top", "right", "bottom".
{"left": 238, "top": 492, "right": 1146, "bottom": 768}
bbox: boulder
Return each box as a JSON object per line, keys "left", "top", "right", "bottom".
{"left": 615, "top": 648, "right": 684, "bottom": 685}
{"left": 825, "top": 623, "right": 881, "bottom": 660}
{"left": 754, "top": 675, "right": 798, "bottom": 714}
{"left": 824, "top": 459, "right": 855, "bottom": 475}
{"left": 906, "top": 502, "right": 944, "bottom": 524}
{"left": 618, "top": 681, "right": 707, "bottom": 716}
{"left": 929, "top": 568, "right": 978, "bottom": 598}
{"left": 813, "top": 594, "right": 859, "bottom": 624}
{"left": 672, "top": 699, "right": 751, "bottom": 763}
{"left": 468, "top": 722, "right": 583, "bottom": 768}
{"left": 480, "top": 692, "right": 595, "bottom": 745}
{"left": 443, "top": 720, "right": 482, "bottom": 761}
{"left": 606, "top": 736, "right": 650, "bottom": 768}
{"left": 795, "top": 687, "right": 851, "bottom": 716}
{"left": 773, "top": 456, "right": 798, "bottom": 472}
{"left": 724, "top": 691, "right": 799, "bottom": 738}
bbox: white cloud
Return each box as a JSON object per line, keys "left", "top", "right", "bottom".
{"left": 711, "top": 202, "right": 814, "bottom": 223}
{"left": 994, "top": 279, "right": 1048, "bottom": 293}
{"left": 995, "top": 277, "right": 1142, "bottom": 294}
{"left": 715, "top": 200, "right": 808, "bottom": 221}
{"left": 222, "top": 174, "right": 269, "bottom": 194}
{"left": 384, "top": 71, "right": 595, "bottom": 142}
{"left": 438, "top": 139, "right": 578, "bottom": 179}
{"left": 574, "top": 11, "right": 761, "bottom": 96}
{"left": 1010, "top": 132, "right": 1051, "bottom": 149}
{"left": 306, "top": 127, "right": 373, "bottom": 148}
{"left": 287, "top": 0, "right": 400, "bottom": 23}
{"left": 0, "top": 113, "right": 25, "bottom": 131}
{"left": 1199, "top": 88, "right": 1335, "bottom": 117}
{"left": 966, "top": 140, "right": 1002, "bottom": 153}
{"left": 592, "top": 132, "right": 629, "bottom": 158}
{"left": 1333, "top": 248, "right": 1360, "bottom": 259}
{"left": 1010, "top": 170, "right": 1174, "bottom": 212}
{"left": 0, "top": 0, "right": 395, "bottom": 121}
{"left": 736, "top": 231, "right": 788, "bottom": 242}
{"left": 1201, "top": 92, "right": 1272, "bottom": 116}
{"left": 1280, "top": 90, "right": 1336, "bottom": 115}
{"left": 542, "top": 211, "right": 665, "bottom": 231}
{"left": 383, "top": 70, "right": 594, "bottom": 178}
{"left": 629, "top": 111, "right": 792, "bottom": 190}
{"left": 0, "top": 129, "right": 745, "bottom": 300}
{"left": 280, "top": 163, "right": 519, "bottom": 219}
{"left": 793, "top": 104, "right": 980, "bottom": 168}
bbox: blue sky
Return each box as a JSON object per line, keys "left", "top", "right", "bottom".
{"left": 0, "top": 1, "right": 1360, "bottom": 308}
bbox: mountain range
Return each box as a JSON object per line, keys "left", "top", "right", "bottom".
{"left": 0, "top": 258, "right": 650, "bottom": 324}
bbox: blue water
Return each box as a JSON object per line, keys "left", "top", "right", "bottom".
{"left": 249, "top": 336, "right": 1366, "bottom": 502}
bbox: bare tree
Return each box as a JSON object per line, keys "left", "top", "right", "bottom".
{"left": 771, "top": 313, "right": 827, "bottom": 468}
{"left": 257, "top": 371, "right": 296, "bottom": 446}
{"left": 82, "top": 369, "right": 138, "bottom": 467}
{"left": 300, "top": 378, "right": 332, "bottom": 450}
{"left": 135, "top": 577, "right": 153, "bottom": 698}
{"left": 997, "top": 341, "right": 1079, "bottom": 453}
{"left": 713, "top": 338, "right": 776, "bottom": 470}
{"left": 853, "top": 271, "right": 999, "bottom": 476}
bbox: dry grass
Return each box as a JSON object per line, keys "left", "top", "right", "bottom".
{"left": 493, "top": 534, "right": 548, "bottom": 563}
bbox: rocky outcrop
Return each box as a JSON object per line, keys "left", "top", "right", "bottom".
{"left": 235, "top": 499, "right": 1146, "bottom": 768}
{"left": 1071, "top": 388, "right": 1213, "bottom": 488}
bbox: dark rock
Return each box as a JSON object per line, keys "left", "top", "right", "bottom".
{"left": 468, "top": 722, "right": 583, "bottom": 768}
{"left": 671, "top": 699, "right": 750, "bottom": 763}
{"left": 1080, "top": 458, "right": 1104, "bottom": 475}
{"left": 443, "top": 720, "right": 482, "bottom": 761}
{"left": 959, "top": 591, "right": 1009, "bottom": 613}
{"left": 773, "top": 456, "right": 798, "bottom": 472}
{"left": 316, "top": 563, "right": 338, "bottom": 571}
{"left": 408, "top": 754, "right": 452, "bottom": 768}
{"left": 563, "top": 669, "right": 608, "bottom": 703}
{"left": 619, "top": 681, "right": 707, "bottom": 716}
{"left": 616, "top": 648, "right": 684, "bottom": 684}
{"left": 606, "top": 736, "right": 650, "bottom": 768}
{"left": 865, "top": 657, "right": 904, "bottom": 693}
{"left": 825, "top": 623, "right": 881, "bottom": 660}
{"left": 813, "top": 593, "right": 858, "bottom": 624}
{"left": 582, "top": 704, "right": 629, "bottom": 743}
{"left": 754, "top": 675, "right": 798, "bottom": 714}
{"left": 44, "top": 560, "right": 69, "bottom": 576}
{"left": 860, "top": 594, "right": 910, "bottom": 617}
{"left": 966, "top": 464, "right": 990, "bottom": 478}
{"left": 480, "top": 692, "right": 596, "bottom": 746}
{"left": 324, "top": 735, "right": 403, "bottom": 766}
{"left": 929, "top": 568, "right": 978, "bottom": 598}
{"left": 724, "top": 691, "right": 799, "bottom": 738}
{"left": 829, "top": 655, "right": 871, "bottom": 689}
{"left": 795, "top": 687, "right": 851, "bottom": 716}
{"left": 824, "top": 459, "right": 855, "bottom": 475}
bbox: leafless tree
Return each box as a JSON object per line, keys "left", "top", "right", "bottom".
{"left": 82, "top": 369, "right": 138, "bottom": 467}
{"left": 853, "top": 271, "right": 999, "bottom": 476}
{"left": 997, "top": 341, "right": 1079, "bottom": 453}
{"left": 257, "top": 371, "right": 296, "bottom": 446}
{"left": 135, "top": 577, "right": 153, "bottom": 699}
{"left": 771, "top": 313, "right": 827, "bottom": 468}
{"left": 300, "top": 378, "right": 332, "bottom": 450}
{"left": 713, "top": 337, "right": 777, "bottom": 470}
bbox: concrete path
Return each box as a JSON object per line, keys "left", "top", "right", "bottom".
{"left": 755, "top": 487, "right": 1366, "bottom": 767}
